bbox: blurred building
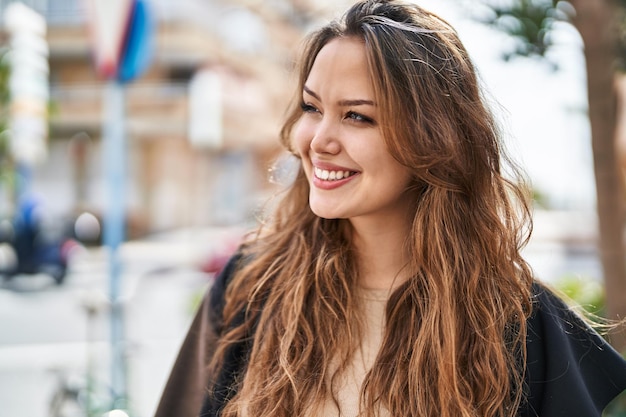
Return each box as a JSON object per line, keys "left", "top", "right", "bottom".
{"left": 0, "top": 0, "right": 348, "bottom": 236}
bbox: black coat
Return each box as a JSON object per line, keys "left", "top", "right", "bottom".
{"left": 154, "top": 254, "right": 626, "bottom": 417}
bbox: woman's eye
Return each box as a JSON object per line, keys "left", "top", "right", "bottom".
{"left": 300, "top": 102, "right": 319, "bottom": 113}
{"left": 346, "top": 111, "right": 374, "bottom": 124}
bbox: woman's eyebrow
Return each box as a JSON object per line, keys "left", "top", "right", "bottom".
{"left": 338, "top": 98, "right": 376, "bottom": 107}
{"left": 303, "top": 85, "right": 376, "bottom": 107}
{"left": 303, "top": 85, "right": 320, "bottom": 100}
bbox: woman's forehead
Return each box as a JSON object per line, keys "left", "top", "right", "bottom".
{"left": 304, "top": 38, "right": 374, "bottom": 96}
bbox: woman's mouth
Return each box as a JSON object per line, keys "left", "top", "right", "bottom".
{"left": 314, "top": 167, "right": 357, "bottom": 181}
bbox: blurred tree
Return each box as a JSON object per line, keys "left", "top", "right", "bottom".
{"left": 478, "top": 0, "right": 626, "bottom": 352}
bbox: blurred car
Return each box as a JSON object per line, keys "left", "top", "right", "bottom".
{"left": 0, "top": 196, "right": 83, "bottom": 285}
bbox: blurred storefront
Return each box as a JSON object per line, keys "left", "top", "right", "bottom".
{"left": 0, "top": 0, "right": 348, "bottom": 236}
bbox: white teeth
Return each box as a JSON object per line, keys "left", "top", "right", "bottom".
{"left": 314, "top": 167, "right": 353, "bottom": 181}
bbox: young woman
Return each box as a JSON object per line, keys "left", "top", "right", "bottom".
{"left": 155, "top": 1, "right": 626, "bottom": 416}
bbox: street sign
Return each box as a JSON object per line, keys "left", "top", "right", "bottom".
{"left": 87, "top": 0, "right": 153, "bottom": 82}
{"left": 117, "top": 0, "right": 154, "bottom": 83}
{"left": 86, "top": 0, "right": 135, "bottom": 79}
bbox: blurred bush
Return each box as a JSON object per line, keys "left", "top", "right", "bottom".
{"left": 554, "top": 274, "right": 605, "bottom": 317}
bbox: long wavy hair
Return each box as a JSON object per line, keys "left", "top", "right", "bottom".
{"left": 208, "top": 1, "right": 534, "bottom": 416}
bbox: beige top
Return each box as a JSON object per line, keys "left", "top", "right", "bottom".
{"left": 311, "top": 287, "right": 391, "bottom": 417}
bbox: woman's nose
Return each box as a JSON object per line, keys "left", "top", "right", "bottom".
{"left": 309, "top": 119, "right": 341, "bottom": 155}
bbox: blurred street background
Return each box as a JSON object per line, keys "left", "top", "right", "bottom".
{"left": 0, "top": 225, "right": 245, "bottom": 417}
{"left": 0, "top": 0, "right": 623, "bottom": 416}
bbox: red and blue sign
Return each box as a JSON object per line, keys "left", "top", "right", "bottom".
{"left": 117, "top": 0, "right": 153, "bottom": 83}
{"left": 88, "top": 0, "right": 154, "bottom": 83}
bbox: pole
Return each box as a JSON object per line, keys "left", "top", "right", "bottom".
{"left": 102, "top": 79, "right": 127, "bottom": 410}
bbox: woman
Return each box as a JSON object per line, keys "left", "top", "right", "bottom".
{"left": 155, "top": 1, "right": 626, "bottom": 416}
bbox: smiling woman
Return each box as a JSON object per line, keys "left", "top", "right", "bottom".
{"left": 154, "top": 1, "right": 626, "bottom": 417}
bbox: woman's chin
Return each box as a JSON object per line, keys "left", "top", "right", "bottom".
{"left": 309, "top": 204, "right": 344, "bottom": 220}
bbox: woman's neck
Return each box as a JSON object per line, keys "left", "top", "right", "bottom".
{"left": 350, "top": 217, "right": 412, "bottom": 291}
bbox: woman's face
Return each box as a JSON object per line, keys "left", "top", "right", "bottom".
{"left": 293, "top": 37, "right": 413, "bottom": 225}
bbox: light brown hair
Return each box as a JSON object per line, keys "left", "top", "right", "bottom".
{"left": 209, "top": 1, "right": 534, "bottom": 416}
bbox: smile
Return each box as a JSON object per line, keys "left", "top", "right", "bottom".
{"left": 314, "top": 167, "right": 357, "bottom": 181}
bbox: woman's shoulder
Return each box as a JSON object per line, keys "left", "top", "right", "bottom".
{"left": 528, "top": 280, "right": 597, "bottom": 332}
{"left": 528, "top": 280, "right": 620, "bottom": 350}
{"left": 522, "top": 280, "right": 626, "bottom": 417}
{"left": 207, "top": 251, "right": 246, "bottom": 316}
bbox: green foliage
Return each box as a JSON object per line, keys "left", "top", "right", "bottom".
{"left": 0, "top": 49, "right": 9, "bottom": 118}
{"left": 478, "top": 0, "right": 574, "bottom": 61}
{"left": 531, "top": 186, "right": 550, "bottom": 209}
{"left": 553, "top": 274, "right": 605, "bottom": 316}
{"left": 604, "top": 390, "right": 626, "bottom": 417}
{"left": 479, "top": 0, "right": 626, "bottom": 70}
{"left": 605, "top": 376, "right": 626, "bottom": 417}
